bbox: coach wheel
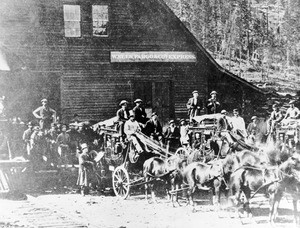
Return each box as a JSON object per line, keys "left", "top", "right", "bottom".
{"left": 175, "top": 147, "right": 188, "bottom": 158}
{"left": 112, "top": 166, "right": 130, "bottom": 199}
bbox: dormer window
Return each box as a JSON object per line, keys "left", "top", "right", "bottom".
{"left": 92, "top": 5, "right": 109, "bottom": 37}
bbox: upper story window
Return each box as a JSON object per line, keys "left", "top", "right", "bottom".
{"left": 92, "top": 5, "right": 109, "bottom": 37}
{"left": 63, "top": 5, "right": 81, "bottom": 37}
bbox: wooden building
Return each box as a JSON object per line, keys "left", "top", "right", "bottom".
{"left": 0, "top": 0, "right": 267, "bottom": 125}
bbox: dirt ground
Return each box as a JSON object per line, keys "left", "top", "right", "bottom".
{"left": 0, "top": 188, "right": 298, "bottom": 228}
{"left": 0, "top": 169, "right": 298, "bottom": 228}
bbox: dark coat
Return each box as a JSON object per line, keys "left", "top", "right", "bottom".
{"left": 132, "top": 106, "right": 148, "bottom": 124}
{"left": 164, "top": 126, "right": 181, "bottom": 152}
{"left": 207, "top": 98, "right": 221, "bottom": 114}
{"left": 186, "top": 97, "right": 203, "bottom": 117}
{"left": 216, "top": 116, "right": 232, "bottom": 132}
{"left": 116, "top": 108, "right": 130, "bottom": 122}
{"left": 143, "top": 119, "right": 163, "bottom": 140}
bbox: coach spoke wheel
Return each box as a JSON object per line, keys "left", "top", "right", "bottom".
{"left": 112, "top": 166, "right": 130, "bottom": 199}
{"left": 175, "top": 147, "right": 188, "bottom": 158}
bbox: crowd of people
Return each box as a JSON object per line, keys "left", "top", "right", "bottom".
{"left": 1, "top": 90, "right": 300, "bottom": 195}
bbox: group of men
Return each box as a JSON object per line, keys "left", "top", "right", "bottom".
{"left": 22, "top": 98, "right": 95, "bottom": 170}
{"left": 116, "top": 99, "right": 183, "bottom": 153}
{"left": 186, "top": 90, "right": 221, "bottom": 121}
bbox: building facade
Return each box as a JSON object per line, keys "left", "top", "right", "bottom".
{"left": 0, "top": 0, "right": 267, "bottom": 125}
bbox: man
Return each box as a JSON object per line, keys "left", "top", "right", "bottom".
{"left": 216, "top": 110, "right": 233, "bottom": 144}
{"left": 164, "top": 120, "right": 181, "bottom": 153}
{"left": 0, "top": 130, "right": 8, "bottom": 160}
{"left": 186, "top": 90, "right": 203, "bottom": 121}
{"left": 283, "top": 100, "right": 300, "bottom": 120}
{"left": 124, "top": 111, "right": 144, "bottom": 155}
{"left": 143, "top": 112, "right": 163, "bottom": 142}
{"left": 76, "top": 143, "right": 96, "bottom": 196}
{"left": 229, "top": 109, "right": 247, "bottom": 138}
{"left": 132, "top": 98, "right": 148, "bottom": 125}
{"left": 56, "top": 124, "right": 70, "bottom": 168}
{"left": 116, "top": 100, "right": 130, "bottom": 137}
{"left": 207, "top": 91, "right": 221, "bottom": 114}
{"left": 22, "top": 121, "right": 34, "bottom": 158}
{"left": 267, "top": 104, "right": 283, "bottom": 134}
{"left": 179, "top": 119, "right": 190, "bottom": 147}
{"left": 32, "top": 98, "right": 56, "bottom": 131}
{"left": 46, "top": 123, "right": 59, "bottom": 167}
{"left": 247, "top": 116, "right": 258, "bottom": 136}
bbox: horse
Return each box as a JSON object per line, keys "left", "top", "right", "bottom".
{"left": 228, "top": 162, "right": 279, "bottom": 218}
{"left": 182, "top": 158, "right": 233, "bottom": 212}
{"left": 269, "top": 154, "right": 300, "bottom": 224}
{"left": 143, "top": 155, "right": 186, "bottom": 206}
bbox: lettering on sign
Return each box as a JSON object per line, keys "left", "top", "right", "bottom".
{"left": 110, "top": 51, "right": 197, "bottom": 63}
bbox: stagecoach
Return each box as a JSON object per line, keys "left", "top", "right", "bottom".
{"left": 92, "top": 117, "right": 172, "bottom": 199}
{"left": 274, "top": 119, "right": 300, "bottom": 143}
{"left": 175, "top": 114, "right": 222, "bottom": 161}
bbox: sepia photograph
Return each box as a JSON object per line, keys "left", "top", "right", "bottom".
{"left": 0, "top": 0, "right": 300, "bottom": 227}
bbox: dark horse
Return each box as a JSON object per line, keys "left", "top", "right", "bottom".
{"left": 228, "top": 154, "right": 300, "bottom": 224}
{"left": 269, "top": 154, "right": 300, "bottom": 224}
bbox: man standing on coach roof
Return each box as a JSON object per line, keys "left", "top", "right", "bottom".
{"left": 116, "top": 100, "right": 130, "bottom": 138}
{"left": 33, "top": 98, "right": 56, "bottom": 131}
{"left": 186, "top": 90, "right": 203, "bottom": 121}
{"left": 207, "top": 91, "right": 221, "bottom": 114}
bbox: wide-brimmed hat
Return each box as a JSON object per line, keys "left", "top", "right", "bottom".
{"left": 134, "top": 98, "right": 143, "bottom": 103}
{"left": 251, "top": 116, "right": 257, "bottom": 120}
{"left": 272, "top": 104, "right": 278, "bottom": 108}
{"left": 41, "top": 98, "right": 47, "bottom": 103}
{"left": 151, "top": 112, "right": 158, "bottom": 117}
{"left": 233, "top": 108, "right": 239, "bottom": 113}
{"left": 289, "top": 100, "right": 295, "bottom": 104}
{"left": 210, "top": 91, "right": 217, "bottom": 95}
{"left": 80, "top": 143, "right": 88, "bottom": 150}
{"left": 221, "top": 110, "right": 227, "bottom": 114}
{"left": 169, "top": 120, "right": 175, "bottom": 124}
{"left": 33, "top": 126, "right": 40, "bottom": 131}
{"left": 119, "top": 100, "right": 128, "bottom": 106}
{"left": 192, "top": 90, "right": 199, "bottom": 94}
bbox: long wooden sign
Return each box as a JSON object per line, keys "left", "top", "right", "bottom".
{"left": 111, "top": 51, "right": 197, "bottom": 63}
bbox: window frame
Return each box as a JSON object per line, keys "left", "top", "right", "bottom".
{"left": 92, "top": 4, "right": 109, "bottom": 38}
{"left": 63, "top": 4, "right": 82, "bottom": 38}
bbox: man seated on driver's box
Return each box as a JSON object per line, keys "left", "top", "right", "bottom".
{"left": 124, "top": 110, "right": 146, "bottom": 157}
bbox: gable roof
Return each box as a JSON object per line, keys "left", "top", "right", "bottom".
{"left": 156, "top": 0, "right": 269, "bottom": 95}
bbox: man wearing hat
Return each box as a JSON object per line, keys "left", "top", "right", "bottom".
{"left": 179, "top": 119, "right": 190, "bottom": 147}
{"left": 164, "top": 120, "right": 181, "bottom": 152}
{"left": 32, "top": 98, "right": 57, "bottom": 131}
{"left": 229, "top": 109, "right": 247, "bottom": 138}
{"left": 143, "top": 112, "right": 163, "bottom": 143}
{"left": 283, "top": 100, "right": 300, "bottom": 120}
{"left": 267, "top": 104, "right": 283, "bottom": 135}
{"left": 22, "top": 121, "right": 34, "bottom": 158}
{"left": 186, "top": 90, "right": 203, "bottom": 121}
{"left": 207, "top": 91, "right": 221, "bottom": 114}
{"left": 124, "top": 111, "right": 144, "bottom": 156}
{"left": 116, "top": 100, "right": 130, "bottom": 138}
{"left": 247, "top": 116, "right": 258, "bottom": 137}
{"left": 216, "top": 110, "right": 234, "bottom": 144}
{"left": 132, "top": 98, "right": 148, "bottom": 125}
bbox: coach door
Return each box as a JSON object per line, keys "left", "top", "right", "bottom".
{"left": 133, "top": 81, "right": 173, "bottom": 126}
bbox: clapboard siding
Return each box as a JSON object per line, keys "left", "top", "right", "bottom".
{"left": 0, "top": 0, "right": 265, "bottom": 122}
